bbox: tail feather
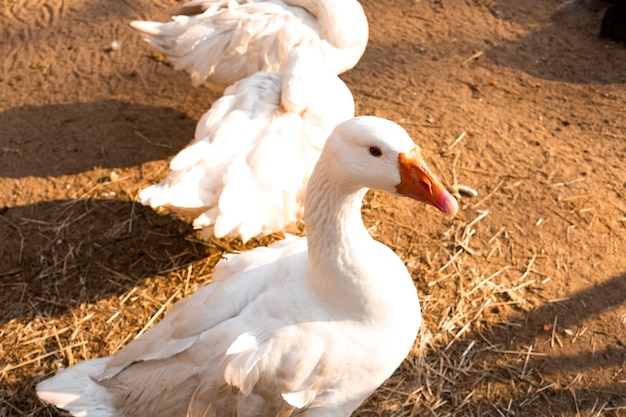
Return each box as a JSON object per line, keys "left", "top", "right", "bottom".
{"left": 36, "top": 358, "right": 116, "bottom": 417}
{"left": 129, "top": 20, "right": 162, "bottom": 36}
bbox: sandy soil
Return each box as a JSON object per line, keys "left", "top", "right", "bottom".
{"left": 1, "top": 0, "right": 625, "bottom": 416}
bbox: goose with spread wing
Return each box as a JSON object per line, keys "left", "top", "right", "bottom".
{"left": 37, "top": 116, "right": 458, "bottom": 417}
{"left": 131, "top": 0, "right": 368, "bottom": 91}
{"left": 139, "top": 46, "right": 354, "bottom": 243}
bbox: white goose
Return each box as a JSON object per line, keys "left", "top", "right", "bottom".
{"left": 139, "top": 46, "right": 355, "bottom": 243}
{"left": 130, "top": 0, "right": 368, "bottom": 91}
{"left": 37, "top": 116, "right": 458, "bottom": 417}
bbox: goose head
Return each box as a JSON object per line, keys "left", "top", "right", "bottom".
{"left": 319, "top": 116, "right": 458, "bottom": 215}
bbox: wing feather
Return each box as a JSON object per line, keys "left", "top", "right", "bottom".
{"left": 139, "top": 50, "right": 353, "bottom": 242}
{"left": 131, "top": 1, "right": 319, "bottom": 88}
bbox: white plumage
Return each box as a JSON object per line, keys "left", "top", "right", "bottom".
{"left": 139, "top": 46, "right": 354, "bottom": 242}
{"left": 130, "top": 0, "right": 368, "bottom": 91}
{"left": 37, "top": 116, "right": 458, "bottom": 417}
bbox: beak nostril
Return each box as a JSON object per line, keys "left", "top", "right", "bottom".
{"left": 419, "top": 179, "right": 431, "bottom": 193}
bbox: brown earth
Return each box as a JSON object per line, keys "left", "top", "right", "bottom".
{"left": 1, "top": 0, "right": 625, "bottom": 416}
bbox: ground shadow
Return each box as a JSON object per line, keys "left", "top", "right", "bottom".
{"left": 0, "top": 198, "right": 209, "bottom": 327}
{"left": 425, "top": 270, "right": 626, "bottom": 415}
{"left": 486, "top": 0, "right": 626, "bottom": 83}
{"left": 0, "top": 101, "right": 196, "bottom": 178}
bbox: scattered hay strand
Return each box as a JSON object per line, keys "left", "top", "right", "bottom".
{"left": 134, "top": 287, "right": 182, "bottom": 339}
{"left": 0, "top": 214, "right": 25, "bottom": 262}
{"left": 448, "top": 131, "right": 467, "bottom": 149}
{"left": 2, "top": 342, "right": 88, "bottom": 374}
{"left": 462, "top": 50, "right": 484, "bottom": 66}
{"left": 472, "top": 180, "right": 504, "bottom": 208}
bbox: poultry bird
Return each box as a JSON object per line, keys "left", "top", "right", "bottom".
{"left": 37, "top": 116, "right": 458, "bottom": 417}
{"left": 130, "top": 0, "right": 369, "bottom": 91}
{"left": 139, "top": 46, "right": 355, "bottom": 242}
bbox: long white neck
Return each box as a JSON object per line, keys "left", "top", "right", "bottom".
{"left": 284, "top": 0, "right": 368, "bottom": 73}
{"left": 303, "top": 154, "right": 378, "bottom": 318}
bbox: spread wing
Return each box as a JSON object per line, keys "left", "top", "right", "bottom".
{"left": 139, "top": 47, "right": 354, "bottom": 243}
{"left": 131, "top": 1, "right": 321, "bottom": 88}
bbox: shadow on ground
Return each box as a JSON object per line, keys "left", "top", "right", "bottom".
{"left": 487, "top": 0, "right": 626, "bottom": 84}
{"left": 0, "top": 198, "right": 208, "bottom": 326}
{"left": 0, "top": 101, "right": 197, "bottom": 178}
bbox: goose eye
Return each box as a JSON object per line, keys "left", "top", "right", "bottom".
{"left": 369, "top": 146, "right": 382, "bottom": 157}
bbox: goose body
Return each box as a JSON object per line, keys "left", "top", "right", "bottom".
{"left": 131, "top": 0, "right": 368, "bottom": 90}
{"left": 139, "top": 47, "right": 354, "bottom": 242}
{"left": 37, "top": 116, "right": 458, "bottom": 417}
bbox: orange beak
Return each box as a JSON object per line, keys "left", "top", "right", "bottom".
{"left": 396, "top": 148, "right": 458, "bottom": 216}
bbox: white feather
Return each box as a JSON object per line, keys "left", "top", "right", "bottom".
{"left": 130, "top": 0, "right": 368, "bottom": 90}
{"left": 36, "top": 358, "right": 115, "bottom": 417}
{"left": 281, "top": 389, "right": 316, "bottom": 408}
{"left": 139, "top": 46, "right": 354, "bottom": 242}
{"left": 226, "top": 332, "right": 257, "bottom": 355}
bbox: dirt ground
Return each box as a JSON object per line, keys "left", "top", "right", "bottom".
{"left": 1, "top": 0, "right": 625, "bottom": 416}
